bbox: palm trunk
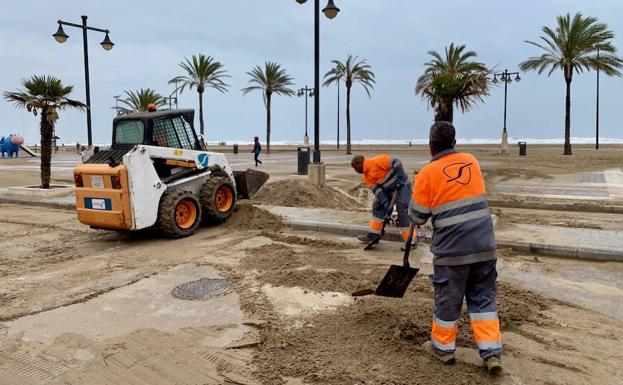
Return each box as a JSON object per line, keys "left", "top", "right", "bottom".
{"left": 434, "top": 102, "right": 454, "bottom": 123}
{"left": 198, "top": 91, "right": 205, "bottom": 136}
{"left": 40, "top": 110, "right": 53, "bottom": 189}
{"left": 266, "top": 92, "right": 271, "bottom": 155}
{"left": 346, "top": 85, "right": 352, "bottom": 155}
{"left": 563, "top": 77, "right": 572, "bottom": 155}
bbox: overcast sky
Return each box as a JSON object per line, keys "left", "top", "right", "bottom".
{"left": 1, "top": 0, "right": 622, "bottom": 145}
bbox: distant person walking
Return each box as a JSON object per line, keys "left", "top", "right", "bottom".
{"left": 252, "top": 136, "right": 263, "bottom": 167}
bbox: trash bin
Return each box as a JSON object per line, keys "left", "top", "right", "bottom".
{"left": 518, "top": 141, "right": 527, "bottom": 156}
{"left": 233, "top": 144, "right": 239, "bottom": 154}
{"left": 297, "top": 146, "right": 310, "bottom": 175}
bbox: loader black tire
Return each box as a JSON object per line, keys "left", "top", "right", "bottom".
{"left": 158, "top": 190, "right": 202, "bottom": 238}
{"left": 201, "top": 176, "right": 237, "bottom": 224}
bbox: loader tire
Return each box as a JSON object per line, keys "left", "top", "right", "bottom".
{"left": 158, "top": 190, "right": 202, "bottom": 238}
{"left": 201, "top": 176, "right": 237, "bottom": 223}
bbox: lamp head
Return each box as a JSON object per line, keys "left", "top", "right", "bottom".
{"left": 53, "top": 23, "right": 69, "bottom": 43}
{"left": 296, "top": 0, "right": 308, "bottom": 3}
{"left": 322, "top": 0, "right": 340, "bottom": 19}
{"left": 100, "top": 32, "right": 114, "bottom": 51}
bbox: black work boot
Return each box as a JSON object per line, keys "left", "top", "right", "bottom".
{"left": 358, "top": 233, "right": 379, "bottom": 243}
{"left": 484, "top": 356, "right": 503, "bottom": 376}
{"left": 422, "top": 341, "right": 455, "bottom": 365}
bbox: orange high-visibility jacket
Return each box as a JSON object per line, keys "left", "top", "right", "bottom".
{"left": 409, "top": 149, "right": 496, "bottom": 265}
{"left": 362, "top": 154, "right": 392, "bottom": 188}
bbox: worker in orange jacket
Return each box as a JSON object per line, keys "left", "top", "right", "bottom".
{"left": 351, "top": 154, "right": 415, "bottom": 245}
{"left": 409, "top": 121, "right": 502, "bottom": 375}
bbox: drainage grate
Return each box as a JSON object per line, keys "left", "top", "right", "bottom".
{"left": 172, "top": 278, "right": 230, "bottom": 300}
{"left": 580, "top": 173, "right": 606, "bottom": 184}
{"left": 0, "top": 349, "right": 70, "bottom": 382}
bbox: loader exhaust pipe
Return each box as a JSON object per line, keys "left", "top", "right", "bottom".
{"left": 234, "top": 169, "right": 269, "bottom": 199}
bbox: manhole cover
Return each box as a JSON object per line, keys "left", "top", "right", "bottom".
{"left": 172, "top": 278, "right": 230, "bottom": 300}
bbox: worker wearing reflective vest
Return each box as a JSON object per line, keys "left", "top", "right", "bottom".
{"left": 409, "top": 121, "right": 503, "bottom": 375}
{"left": 351, "top": 154, "right": 414, "bottom": 243}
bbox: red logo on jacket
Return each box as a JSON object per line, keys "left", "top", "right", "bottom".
{"left": 443, "top": 162, "right": 473, "bottom": 185}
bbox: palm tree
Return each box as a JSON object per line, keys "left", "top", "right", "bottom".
{"left": 415, "top": 43, "right": 489, "bottom": 123}
{"left": 241, "top": 62, "right": 295, "bottom": 154}
{"left": 118, "top": 88, "right": 165, "bottom": 113}
{"left": 169, "top": 54, "right": 230, "bottom": 136}
{"left": 520, "top": 13, "right": 622, "bottom": 155}
{"left": 323, "top": 55, "right": 375, "bottom": 155}
{"left": 4, "top": 75, "right": 86, "bottom": 189}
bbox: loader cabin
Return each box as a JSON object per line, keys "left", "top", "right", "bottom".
{"left": 113, "top": 108, "right": 200, "bottom": 152}
{"left": 84, "top": 108, "right": 203, "bottom": 178}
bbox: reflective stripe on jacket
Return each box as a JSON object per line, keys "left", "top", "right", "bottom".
{"left": 410, "top": 149, "right": 496, "bottom": 265}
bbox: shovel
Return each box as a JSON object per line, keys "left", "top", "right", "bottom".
{"left": 363, "top": 189, "right": 399, "bottom": 251}
{"left": 354, "top": 223, "right": 419, "bottom": 298}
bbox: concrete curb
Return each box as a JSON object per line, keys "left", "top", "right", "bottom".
{"left": 494, "top": 240, "right": 622, "bottom": 262}
{"left": 0, "top": 196, "right": 75, "bottom": 210}
{"left": 287, "top": 219, "right": 432, "bottom": 243}
{"left": 489, "top": 199, "right": 623, "bottom": 214}
{"left": 286, "top": 219, "right": 622, "bottom": 262}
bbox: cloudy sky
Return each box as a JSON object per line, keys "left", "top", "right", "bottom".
{"left": 1, "top": 0, "right": 622, "bottom": 145}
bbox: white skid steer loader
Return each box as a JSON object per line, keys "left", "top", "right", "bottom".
{"left": 73, "top": 108, "right": 268, "bottom": 238}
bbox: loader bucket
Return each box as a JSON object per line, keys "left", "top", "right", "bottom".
{"left": 234, "top": 169, "right": 269, "bottom": 199}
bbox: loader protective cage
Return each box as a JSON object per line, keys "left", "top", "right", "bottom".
{"left": 111, "top": 109, "right": 200, "bottom": 151}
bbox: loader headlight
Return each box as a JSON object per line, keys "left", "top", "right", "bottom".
{"left": 74, "top": 174, "right": 84, "bottom": 188}
{"left": 111, "top": 175, "right": 122, "bottom": 189}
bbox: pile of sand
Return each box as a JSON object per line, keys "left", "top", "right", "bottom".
{"left": 242, "top": 244, "right": 380, "bottom": 293}
{"left": 223, "top": 203, "right": 284, "bottom": 231}
{"left": 254, "top": 278, "right": 554, "bottom": 385}
{"left": 253, "top": 179, "right": 359, "bottom": 210}
{"left": 234, "top": 242, "right": 556, "bottom": 384}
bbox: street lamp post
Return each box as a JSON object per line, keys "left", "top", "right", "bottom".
{"left": 492, "top": 69, "right": 521, "bottom": 155}
{"left": 297, "top": 86, "right": 315, "bottom": 144}
{"left": 295, "top": 0, "right": 340, "bottom": 164}
{"left": 53, "top": 16, "right": 114, "bottom": 146}
{"left": 113, "top": 95, "right": 121, "bottom": 116}
{"left": 596, "top": 48, "right": 600, "bottom": 150}
{"left": 164, "top": 95, "right": 178, "bottom": 110}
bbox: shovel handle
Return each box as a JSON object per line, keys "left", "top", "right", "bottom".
{"left": 402, "top": 222, "right": 416, "bottom": 268}
{"left": 379, "top": 189, "right": 400, "bottom": 237}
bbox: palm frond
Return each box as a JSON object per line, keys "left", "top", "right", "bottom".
{"left": 520, "top": 12, "right": 623, "bottom": 79}
{"left": 241, "top": 62, "right": 295, "bottom": 97}
{"left": 322, "top": 54, "right": 375, "bottom": 98}
{"left": 118, "top": 88, "right": 165, "bottom": 112}
{"left": 415, "top": 43, "right": 489, "bottom": 114}
{"left": 169, "top": 54, "right": 230, "bottom": 95}
{"left": 3, "top": 75, "right": 86, "bottom": 118}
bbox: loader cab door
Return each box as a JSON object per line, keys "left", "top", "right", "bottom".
{"left": 150, "top": 116, "right": 199, "bottom": 150}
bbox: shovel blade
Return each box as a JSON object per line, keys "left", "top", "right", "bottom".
{"left": 374, "top": 265, "right": 419, "bottom": 298}
{"left": 363, "top": 236, "right": 381, "bottom": 250}
{"left": 233, "top": 169, "right": 269, "bottom": 199}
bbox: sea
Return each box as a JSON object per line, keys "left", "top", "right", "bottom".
{"left": 26, "top": 137, "right": 623, "bottom": 147}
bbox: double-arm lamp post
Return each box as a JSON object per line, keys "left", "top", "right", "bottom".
{"left": 297, "top": 86, "right": 315, "bottom": 144}
{"left": 295, "top": 0, "right": 340, "bottom": 164}
{"left": 53, "top": 16, "right": 114, "bottom": 146}
{"left": 164, "top": 95, "right": 178, "bottom": 110}
{"left": 492, "top": 69, "right": 521, "bottom": 155}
